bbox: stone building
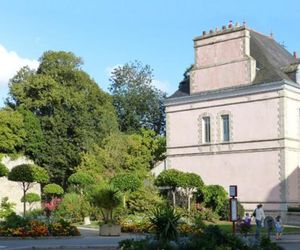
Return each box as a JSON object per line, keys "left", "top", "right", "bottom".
{"left": 165, "top": 23, "right": 300, "bottom": 214}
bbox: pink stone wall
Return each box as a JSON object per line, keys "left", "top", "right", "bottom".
{"left": 167, "top": 93, "right": 280, "bottom": 148}
{"left": 190, "top": 28, "right": 255, "bottom": 93}
{"left": 169, "top": 151, "right": 281, "bottom": 211}
{"left": 166, "top": 90, "right": 293, "bottom": 211}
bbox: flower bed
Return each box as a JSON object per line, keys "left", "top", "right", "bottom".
{"left": 0, "top": 216, "right": 80, "bottom": 237}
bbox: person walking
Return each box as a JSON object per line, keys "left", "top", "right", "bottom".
{"left": 254, "top": 204, "right": 265, "bottom": 239}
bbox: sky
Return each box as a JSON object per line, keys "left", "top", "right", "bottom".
{"left": 0, "top": 0, "right": 300, "bottom": 107}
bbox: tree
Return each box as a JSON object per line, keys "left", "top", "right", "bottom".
{"left": 0, "top": 107, "right": 26, "bottom": 153}
{"left": 0, "top": 163, "right": 9, "bottom": 177}
{"left": 8, "top": 164, "right": 49, "bottom": 216}
{"left": 109, "top": 61, "right": 166, "bottom": 134}
{"left": 181, "top": 172, "right": 204, "bottom": 212}
{"left": 17, "top": 107, "right": 45, "bottom": 160}
{"left": 67, "top": 172, "right": 94, "bottom": 195}
{"left": 77, "top": 131, "right": 157, "bottom": 180}
{"left": 154, "top": 169, "right": 183, "bottom": 208}
{"left": 7, "top": 51, "right": 118, "bottom": 185}
{"left": 43, "top": 183, "right": 64, "bottom": 198}
{"left": 111, "top": 172, "right": 142, "bottom": 208}
{"left": 21, "top": 192, "right": 41, "bottom": 210}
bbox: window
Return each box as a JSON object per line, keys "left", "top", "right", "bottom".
{"left": 202, "top": 116, "right": 211, "bottom": 143}
{"left": 221, "top": 114, "right": 230, "bottom": 142}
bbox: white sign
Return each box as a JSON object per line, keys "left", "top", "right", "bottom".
{"left": 230, "top": 198, "right": 238, "bottom": 221}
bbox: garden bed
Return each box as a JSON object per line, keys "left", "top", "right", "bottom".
{"left": 0, "top": 215, "right": 80, "bottom": 238}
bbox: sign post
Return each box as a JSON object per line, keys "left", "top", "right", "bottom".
{"left": 229, "top": 185, "right": 238, "bottom": 235}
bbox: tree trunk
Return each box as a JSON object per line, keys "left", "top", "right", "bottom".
{"left": 188, "top": 195, "right": 191, "bottom": 212}
{"left": 172, "top": 190, "right": 176, "bottom": 208}
{"left": 22, "top": 183, "right": 26, "bottom": 217}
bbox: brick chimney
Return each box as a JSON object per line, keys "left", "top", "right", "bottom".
{"left": 190, "top": 24, "right": 256, "bottom": 93}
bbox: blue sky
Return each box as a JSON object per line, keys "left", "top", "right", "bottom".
{"left": 0, "top": 0, "right": 299, "bottom": 107}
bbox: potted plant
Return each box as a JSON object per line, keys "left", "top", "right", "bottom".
{"left": 91, "top": 185, "right": 122, "bottom": 236}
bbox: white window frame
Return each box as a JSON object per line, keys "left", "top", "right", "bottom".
{"left": 221, "top": 114, "right": 230, "bottom": 142}
{"left": 202, "top": 116, "right": 211, "bottom": 143}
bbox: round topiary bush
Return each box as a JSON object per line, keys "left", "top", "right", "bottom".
{"left": 21, "top": 193, "right": 41, "bottom": 203}
{"left": 43, "top": 183, "right": 64, "bottom": 197}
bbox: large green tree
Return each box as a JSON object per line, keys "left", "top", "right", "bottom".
{"left": 77, "top": 129, "right": 162, "bottom": 180}
{"left": 7, "top": 51, "right": 118, "bottom": 185}
{"left": 0, "top": 107, "right": 26, "bottom": 153}
{"left": 109, "top": 61, "right": 166, "bottom": 134}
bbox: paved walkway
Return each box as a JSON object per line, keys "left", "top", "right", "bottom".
{"left": 1, "top": 227, "right": 300, "bottom": 250}
{"left": 0, "top": 228, "right": 144, "bottom": 250}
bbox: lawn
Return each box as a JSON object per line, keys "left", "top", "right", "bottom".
{"left": 78, "top": 220, "right": 300, "bottom": 234}
{"left": 212, "top": 220, "right": 300, "bottom": 234}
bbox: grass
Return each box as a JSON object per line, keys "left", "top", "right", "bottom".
{"left": 211, "top": 220, "right": 300, "bottom": 234}
{"left": 78, "top": 219, "right": 300, "bottom": 234}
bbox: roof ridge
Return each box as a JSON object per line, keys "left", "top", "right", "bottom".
{"left": 249, "top": 29, "right": 274, "bottom": 40}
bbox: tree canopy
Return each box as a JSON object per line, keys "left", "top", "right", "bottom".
{"left": 8, "top": 164, "right": 49, "bottom": 215}
{"left": 21, "top": 192, "right": 41, "bottom": 204}
{"left": 77, "top": 129, "right": 163, "bottom": 180}
{"left": 0, "top": 108, "right": 26, "bottom": 153}
{"left": 43, "top": 183, "right": 64, "bottom": 197}
{"left": 7, "top": 51, "right": 118, "bottom": 185}
{"left": 154, "top": 169, "right": 183, "bottom": 191}
{"left": 111, "top": 172, "right": 142, "bottom": 208}
{"left": 154, "top": 169, "right": 184, "bottom": 207}
{"left": 109, "top": 61, "right": 166, "bottom": 134}
{"left": 67, "top": 172, "right": 94, "bottom": 187}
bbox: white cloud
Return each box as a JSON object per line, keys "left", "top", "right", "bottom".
{"left": 0, "top": 44, "right": 39, "bottom": 86}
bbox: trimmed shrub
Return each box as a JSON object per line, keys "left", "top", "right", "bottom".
{"left": 21, "top": 193, "right": 41, "bottom": 203}
{"left": 43, "top": 183, "right": 64, "bottom": 197}
{"left": 203, "top": 185, "right": 227, "bottom": 215}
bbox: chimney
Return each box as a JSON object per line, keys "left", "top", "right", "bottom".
{"left": 293, "top": 51, "right": 298, "bottom": 59}
{"left": 190, "top": 25, "right": 256, "bottom": 93}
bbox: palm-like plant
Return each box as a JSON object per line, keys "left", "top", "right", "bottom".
{"left": 149, "top": 206, "right": 181, "bottom": 242}
{"left": 91, "top": 186, "right": 122, "bottom": 224}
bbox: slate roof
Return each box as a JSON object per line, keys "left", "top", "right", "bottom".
{"left": 169, "top": 29, "right": 300, "bottom": 99}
